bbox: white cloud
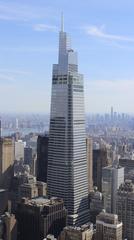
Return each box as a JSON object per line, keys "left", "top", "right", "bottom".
{"left": 0, "top": 46, "right": 57, "bottom": 53}
{"left": 33, "top": 24, "right": 57, "bottom": 32}
{"left": 0, "top": 2, "right": 53, "bottom": 21}
{"left": 0, "top": 69, "right": 32, "bottom": 85}
{"left": 85, "top": 25, "right": 134, "bottom": 43}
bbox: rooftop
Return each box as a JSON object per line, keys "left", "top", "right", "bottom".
{"left": 21, "top": 197, "right": 63, "bottom": 207}
{"left": 64, "top": 223, "right": 93, "bottom": 232}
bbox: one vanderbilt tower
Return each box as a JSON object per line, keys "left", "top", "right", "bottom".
{"left": 47, "top": 16, "right": 89, "bottom": 226}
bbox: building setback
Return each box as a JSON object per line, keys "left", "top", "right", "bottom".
{"left": 47, "top": 18, "right": 89, "bottom": 225}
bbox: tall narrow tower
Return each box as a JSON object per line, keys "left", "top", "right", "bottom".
{"left": 47, "top": 17, "right": 89, "bottom": 226}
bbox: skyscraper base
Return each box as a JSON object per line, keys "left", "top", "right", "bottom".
{"left": 67, "top": 209, "right": 90, "bottom": 226}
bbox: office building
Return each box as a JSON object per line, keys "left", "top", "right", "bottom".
{"left": 111, "top": 106, "right": 114, "bottom": 121}
{"left": 24, "top": 146, "right": 33, "bottom": 166}
{"left": 116, "top": 180, "right": 134, "bottom": 239}
{"left": 47, "top": 17, "right": 89, "bottom": 226}
{"left": 19, "top": 182, "right": 38, "bottom": 199}
{"left": 86, "top": 138, "right": 93, "bottom": 192}
{"left": 0, "top": 138, "right": 14, "bottom": 189}
{"left": 14, "top": 140, "right": 25, "bottom": 161}
{"left": 96, "top": 212, "right": 122, "bottom": 240}
{"left": 102, "top": 165, "right": 124, "bottom": 213}
{"left": 89, "top": 188, "right": 104, "bottom": 223}
{"left": 60, "top": 223, "right": 94, "bottom": 240}
{"left": 16, "top": 197, "right": 67, "bottom": 240}
{"left": 0, "top": 189, "right": 8, "bottom": 215}
{"left": 0, "top": 212, "right": 17, "bottom": 240}
{"left": 19, "top": 181, "right": 47, "bottom": 200}
{"left": 119, "top": 158, "right": 134, "bottom": 182}
{"left": 93, "top": 146, "right": 112, "bottom": 192}
{"left": 37, "top": 135, "right": 48, "bottom": 182}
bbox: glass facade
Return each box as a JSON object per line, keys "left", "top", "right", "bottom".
{"left": 47, "top": 26, "right": 89, "bottom": 226}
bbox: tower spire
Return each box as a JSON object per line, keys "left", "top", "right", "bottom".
{"left": 61, "top": 12, "right": 64, "bottom": 32}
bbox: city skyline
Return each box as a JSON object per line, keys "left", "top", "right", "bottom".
{"left": 0, "top": 0, "right": 134, "bottom": 113}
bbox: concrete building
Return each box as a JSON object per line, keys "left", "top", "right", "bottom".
{"left": 102, "top": 165, "right": 124, "bottom": 213}
{"left": 19, "top": 181, "right": 47, "bottom": 200}
{"left": 86, "top": 138, "right": 93, "bottom": 192}
{"left": 0, "top": 189, "right": 8, "bottom": 215}
{"left": 47, "top": 16, "right": 89, "bottom": 226}
{"left": 89, "top": 188, "right": 104, "bottom": 223}
{"left": 0, "top": 212, "right": 17, "bottom": 240}
{"left": 16, "top": 197, "right": 67, "bottom": 240}
{"left": 60, "top": 223, "right": 94, "bottom": 240}
{"left": 0, "top": 138, "right": 14, "bottom": 189}
{"left": 119, "top": 158, "right": 134, "bottom": 182}
{"left": 96, "top": 212, "right": 122, "bottom": 240}
{"left": 14, "top": 140, "right": 25, "bottom": 161}
{"left": 10, "top": 169, "right": 47, "bottom": 213}
{"left": 116, "top": 180, "right": 134, "bottom": 239}
{"left": 37, "top": 135, "right": 48, "bottom": 183}
{"left": 19, "top": 182, "right": 38, "bottom": 199}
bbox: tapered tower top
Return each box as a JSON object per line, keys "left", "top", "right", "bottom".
{"left": 61, "top": 12, "right": 64, "bottom": 32}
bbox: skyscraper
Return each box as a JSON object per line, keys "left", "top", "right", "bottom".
{"left": 102, "top": 165, "right": 124, "bottom": 213}
{"left": 0, "top": 137, "right": 15, "bottom": 189}
{"left": 96, "top": 212, "right": 122, "bottom": 240}
{"left": 116, "top": 180, "right": 134, "bottom": 239}
{"left": 86, "top": 138, "right": 93, "bottom": 192}
{"left": 47, "top": 17, "right": 89, "bottom": 226}
{"left": 37, "top": 134, "right": 48, "bottom": 183}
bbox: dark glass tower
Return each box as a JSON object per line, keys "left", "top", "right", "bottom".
{"left": 47, "top": 18, "right": 89, "bottom": 226}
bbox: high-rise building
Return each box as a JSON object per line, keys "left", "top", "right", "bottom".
{"left": 24, "top": 146, "right": 33, "bottom": 166}
{"left": 102, "top": 165, "right": 124, "bottom": 213}
{"left": 116, "top": 180, "right": 134, "bottom": 239}
{"left": 95, "top": 212, "right": 122, "bottom": 240}
{"left": 119, "top": 158, "right": 134, "bottom": 182}
{"left": 89, "top": 188, "right": 104, "bottom": 224}
{"left": 93, "top": 146, "right": 112, "bottom": 192}
{"left": 0, "top": 137, "right": 15, "bottom": 189}
{"left": 86, "top": 138, "right": 93, "bottom": 192}
{"left": 0, "top": 212, "right": 17, "bottom": 240}
{"left": 37, "top": 135, "right": 48, "bottom": 182}
{"left": 111, "top": 106, "right": 113, "bottom": 121}
{"left": 19, "top": 181, "right": 47, "bottom": 200}
{"left": 60, "top": 223, "right": 94, "bottom": 240}
{"left": 0, "top": 189, "right": 8, "bottom": 215}
{"left": 47, "top": 18, "right": 89, "bottom": 226}
{"left": 96, "top": 212, "right": 122, "bottom": 240}
{"left": 16, "top": 197, "right": 67, "bottom": 240}
{"left": 14, "top": 140, "right": 25, "bottom": 161}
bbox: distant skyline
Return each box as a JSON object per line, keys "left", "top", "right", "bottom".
{"left": 0, "top": 0, "right": 134, "bottom": 113}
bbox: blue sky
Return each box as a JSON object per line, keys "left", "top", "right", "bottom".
{"left": 0, "top": 0, "right": 134, "bottom": 113}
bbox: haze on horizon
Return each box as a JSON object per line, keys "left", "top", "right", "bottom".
{"left": 0, "top": 0, "right": 134, "bottom": 114}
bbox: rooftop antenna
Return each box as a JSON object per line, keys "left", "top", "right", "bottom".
{"left": 61, "top": 12, "right": 64, "bottom": 32}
